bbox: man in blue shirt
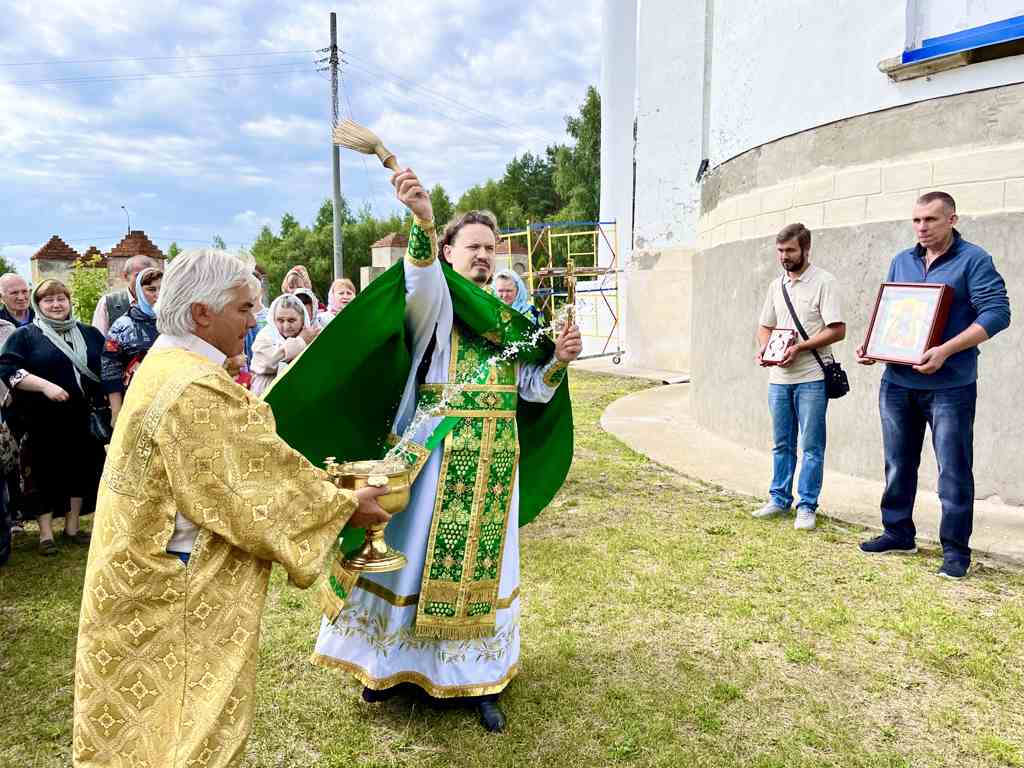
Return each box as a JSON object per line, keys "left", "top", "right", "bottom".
{"left": 856, "top": 191, "right": 1011, "bottom": 579}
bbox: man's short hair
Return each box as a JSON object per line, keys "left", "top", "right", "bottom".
{"left": 916, "top": 191, "right": 957, "bottom": 213}
{"left": 776, "top": 223, "right": 811, "bottom": 251}
{"left": 0, "top": 272, "right": 23, "bottom": 297}
{"left": 123, "top": 255, "right": 157, "bottom": 277}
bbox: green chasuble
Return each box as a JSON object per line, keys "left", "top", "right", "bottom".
{"left": 263, "top": 243, "right": 573, "bottom": 540}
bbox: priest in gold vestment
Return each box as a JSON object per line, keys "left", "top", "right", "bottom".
{"left": 73, "top": 248, "right": 390, "bottom": 768}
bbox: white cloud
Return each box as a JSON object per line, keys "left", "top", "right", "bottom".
{"left": 232, "top": 210, "right": 273, "bottom": 229}
{"left": 0, "top": 0, "right": 600, "bottom": 249}
{"left": 0, "top": 245, "right": 36, "bottom": 278}
{"left": 58, "top": 198, "right": 111, "bottom": 217}
{"left": 241, "top": 115, "right": 327, "bottom": 146}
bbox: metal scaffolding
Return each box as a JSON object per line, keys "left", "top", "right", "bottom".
{"left": 498, "top": 220, "right": 624, "bottom": 364}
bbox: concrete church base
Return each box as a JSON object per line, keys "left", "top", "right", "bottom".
{"left": 601, "top": 383, "right": 1024, "bottom": 567}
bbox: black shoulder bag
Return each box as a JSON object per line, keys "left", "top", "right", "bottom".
{"left": 780, "top": 281, "right": 850, "bottom": 400}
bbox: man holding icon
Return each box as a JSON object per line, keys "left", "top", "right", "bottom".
{"left": 856, "top": 191, "right": 1010, "bottom": 579}
{"left": 756, "top": 223, "right": 846, "bottom": 531}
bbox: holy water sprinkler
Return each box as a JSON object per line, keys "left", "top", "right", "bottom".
{"left": 332, "top": 119, "right": 400, "bottom": 172}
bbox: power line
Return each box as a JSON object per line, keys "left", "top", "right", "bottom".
{"left": 0, "top": 49, "right": 318, "bottom": 68}
{"left": 341, "top": 67, "right": 542, "bottom": 148}
{"left": 339, "top": 56, "right": 521, "bottom": 132}
{"left": 4, "top": 60, "right": 315, "bottom": 87}
{"left": 340, "top": 51, "right": 545, "bottom": 136}
{"left": 340, "top": 76, "right": 383, "bottom": 214}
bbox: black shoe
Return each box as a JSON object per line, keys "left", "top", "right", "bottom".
{"left": 361, "top": 685, "right": 397, "bottom": 703}
{"left": 61, "top": 529, "right": 91, "bottom": 546}
{"left": 938, "top": 558, "right": 969, "bottom": 580}
{"left": 859, "top": 533, "right": 917, "bottom": 555}
{"left": 476, "top": 697, "right": 506, "bottom": 733}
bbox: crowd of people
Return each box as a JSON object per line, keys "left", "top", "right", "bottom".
{"left": 0, "top": 243, "right": 545, "bottom": 565}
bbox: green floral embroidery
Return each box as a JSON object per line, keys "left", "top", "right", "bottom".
{"left": 414, "top": 329, "right": 519, "bottom": 640}
{"left": 542, "top": 359, "right": 569, "bottom": 389}
{"left": 328, "top": 603, "right": 520, "bottom": 664}
{"left": 406, "top": 220, "right": 437, "bottom": 267}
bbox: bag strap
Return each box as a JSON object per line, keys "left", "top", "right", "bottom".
{"left": 780, "top": 279, "right": 828, "bottom": 373}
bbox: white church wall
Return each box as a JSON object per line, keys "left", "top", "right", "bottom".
{"left": 708, "top": 0, "right": 1024, "bottom": 165}
{"left": 917, "top": 0, "right": 1017, "bottom": 42}
{"left": 596, "top": 0, "right": 637, "bottom": 361}
{"left": 619, "top": 0, "right": 708, "bottom": 371}
{"left": 602, "top": 0, "right": 1024, "bottom": 500}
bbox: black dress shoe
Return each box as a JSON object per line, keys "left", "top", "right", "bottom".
{"left": 475, "top": 697, "right": 506, "bottom": 733}
{"left": 361, "top": 685, "right": 396, "bottom": 703}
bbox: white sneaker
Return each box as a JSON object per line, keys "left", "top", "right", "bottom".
{"left": 753, "top": 502, "right": 788, "bottom": 519}
{"left": 794, "top": 507, "right": 816, "bottom": 530}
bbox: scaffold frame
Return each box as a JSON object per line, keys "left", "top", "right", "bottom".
{"left": 498, "top": 220, "right": 624, "bottom": 364}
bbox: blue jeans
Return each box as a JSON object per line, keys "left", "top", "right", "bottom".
{"left": 879, "top": 380, "right": 976, "bottom": 565}
{"left": 768, "top": 380, "right": 828, "bottom": 511}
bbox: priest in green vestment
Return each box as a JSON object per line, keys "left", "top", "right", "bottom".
{"left": 263, "top": 168, "right": 580, "bottom": 732}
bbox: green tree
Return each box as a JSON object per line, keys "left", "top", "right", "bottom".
{"left": 166, "top": 242, "right": 181, "bottom": 260}
{"left": 280, "top": 213, "right": 300, "bottom": 238}
{"left": 212, "top": 235, "right": 227, "bottom": 249}
{"left": 68, "top": 255, "right": 108, "bottom": 323}
{"left": 456, "top": 179, "right": 509, "bottom": 224}
{"left": 501, "top": 151, "right": 559, "bottom": 223}
{"left": 0, "top": 251, "right": 19, "bottom": 276}
{"left": 314, "top": 198, "right": 353, "bottom": 231}
{"left": 552, "top": 85, "right": 601, "bottom": 221}
{"left": 430, "top": 184, "right": 454, "bottom": 228}
{"left": 248, "top": 197, "right": 402, "bottom": 301}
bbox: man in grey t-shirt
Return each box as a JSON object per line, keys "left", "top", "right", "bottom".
{"left": 755, "top": 223, "right": 846, "bottom": 530}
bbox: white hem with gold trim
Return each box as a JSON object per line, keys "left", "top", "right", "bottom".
{"left": 312, "top": 448, "right": 522, "bottom": 698}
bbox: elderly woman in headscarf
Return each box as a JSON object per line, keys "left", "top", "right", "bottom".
{"left": 492, "top": 268, "right": 543, "bottom": 326}
{"left": 0, "top": 280, "right": 106, "bottom": 555}
{"left": 249, "top": 293, "right": 317, "bottom": 396}
{"left": 102, "top": 266, "right": 163, "bottom": 425}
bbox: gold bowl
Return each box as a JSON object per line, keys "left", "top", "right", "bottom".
{"left": 325, "top": 458, "right": 412, "bottom": 573}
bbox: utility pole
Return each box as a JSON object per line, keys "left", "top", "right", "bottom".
{"left": 330, "top": 12, "right": 344, "bottom": 279}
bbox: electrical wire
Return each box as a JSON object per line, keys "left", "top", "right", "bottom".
{"left": 339, "top": 76, "right": 383, "bottom": 213}
{"left": 0, "top": 49, "right": 318, "bottom": 68}
{"left": 4, "top": 61, "right": 316, "bottom": 87}
{"left": 339, "top": 54, "right": 525, "bottom": 132}
{"left": 340, "top": 67, "right": 546, "bottom": 149}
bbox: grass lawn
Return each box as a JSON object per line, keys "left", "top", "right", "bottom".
{"left": 2, "top": 370, "right": 1023, "bottom": 767}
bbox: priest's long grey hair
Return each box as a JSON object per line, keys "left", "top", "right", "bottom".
{"left": 155, "top": 248, "right": 259, "bottom": 336}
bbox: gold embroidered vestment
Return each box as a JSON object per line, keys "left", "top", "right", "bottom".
{"left": 73, "top": 348, "right": 355, "bottom": 768}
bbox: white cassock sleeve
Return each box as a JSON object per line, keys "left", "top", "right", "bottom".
{"left": 518, "top": 357, "right": 567, "bottom": 404}
{"left": 391, "top": 219, "right": 453, "bottom": 437}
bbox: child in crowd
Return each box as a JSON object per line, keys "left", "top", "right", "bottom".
{"left": 249, "top": 294, "right": 316, "bottom": 396}
{"left": 323, "top": 278, "right": 357, "bottom": 322}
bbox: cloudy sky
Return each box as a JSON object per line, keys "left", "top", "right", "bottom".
{"left": 0, "top": 0, "right": 600, "bottom": 275}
